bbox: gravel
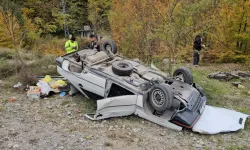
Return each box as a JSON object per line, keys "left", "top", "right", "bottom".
{"left": 0, "top": 88, "right": 249, "bottom": 150}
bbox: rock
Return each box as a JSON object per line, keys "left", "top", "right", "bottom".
{"left": 47, "top": 105, "right": 53, "bottom": 109}
{"left": 247, "top": 91, "right": 250, "bottom": 95}
{"left": 67, "top": 111, "right": 72, "bottom": 116}
{"left": 194, "top": 144, "right": 203, "bottom": 148}
{"left": 122, "top": 125, "right": 126, "bottom": 129}
{"left": 133, "top": 138, "right": 140, "bottom": 143}
{"left": 199, "top": 140, "right": 204, "bottom": 145}
{"left": 190, "top": 133, "right": 193, "bottom": 137}
{"left": 132, "top": 128, "right": 141, "bottom": 133}
{"left": 160, "top": 132, "right": 166, "bottom": 136}
{"left": 58, "top": 146, "right": 64, "bottom": 149}
{"left": 238, "top": 84, "right": 245, "bottom": 89}
{"left": 232, "top": 82, "right": 242, "bottom": 87}
{"left": 115, "top": 125, "right": 118, "bottom": 128}
{"left": 141, "top": 121, "right": 145, "bottom": 124}
{"left": 108, "top": 126, "right": 114, "bottom": 131}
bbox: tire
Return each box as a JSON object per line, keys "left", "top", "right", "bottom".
{"left": 195, "top": 84, "right": 206, "bottom": 97}
{"left": 149, "top": 84, "right": 173, "bottom": 112}
{"left": 173, "top": 67, "right": 193, "bottom": 85}
{"left": 101, "top": 40, "right": 117, "bottom": 54}
{"left": 112, "top": 61, "right": 133, "bottom": 76}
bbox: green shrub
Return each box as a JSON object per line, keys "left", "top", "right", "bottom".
{"left": 0, "top": 48, "right": 14, "bottom": 59}
{"left": 0, "top": 60, "right": 22, "bottom": 78}
{"left": 232, "top": 55, "right": 249, "bottom": 63}
{"left": 216, "top": 50, "right": 235, "bottom": 63}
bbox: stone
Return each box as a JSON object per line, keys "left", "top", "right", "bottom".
{"left": 160, "top": 132, "right": 166, "bottom": 136}
{"left": 232, "top": 82, "right": 242, "bottom": 87}
{"left": 108, "top": 126, "right": 114, "bottom": 131}
{"left": 133, "top": 138, "right": 139, "bottom": 143}
{"left": 199, "top": 140, "right": 205, "bottom": 145}
{"left": 47, "top": 106, "right": 53, "bottom": 109}
{"left": 194, "top": 144, "right": 203, "bottom": 148}
{"left": 132, "top": 128, "right": 141, "bottom": 133}
{"left": 238, "top": 84, "right": 245, "bottom": 89}
{"left": 248, "top": 91, "right": 250, "bottom": 95}
{"left": 122, "top": 125, "right": 126, "bottom": 129}
{"left": 67, "top": 111, "right": 72, "bottom": 116}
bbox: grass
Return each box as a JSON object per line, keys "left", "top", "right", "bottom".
{"left": 72, "top": 94, "right": 96, "bottom": 113}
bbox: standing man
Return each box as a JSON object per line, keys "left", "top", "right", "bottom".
{"left": 193, "top": 35, "right": 205, "bottom": 66}
{"left": 65, "top": 34, "right": 78, "bottom": 54}
{"left": 88, "top": 34, "right": 101, "bottom": 51}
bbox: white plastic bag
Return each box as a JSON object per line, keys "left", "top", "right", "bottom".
{"left": 37, "top": 80, "right": 53, "bottom": 95}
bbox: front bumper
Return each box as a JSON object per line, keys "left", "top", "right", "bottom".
{"left": 170, "top": 95, "right": 207, "bottom": 128}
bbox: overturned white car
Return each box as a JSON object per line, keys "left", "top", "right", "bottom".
{"left": 56, "top": 40, "right": 207, "bottom": 131}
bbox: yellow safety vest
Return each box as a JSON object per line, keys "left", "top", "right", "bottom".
{"left": 65, "top": 40, "right": 78, "bottom": 54}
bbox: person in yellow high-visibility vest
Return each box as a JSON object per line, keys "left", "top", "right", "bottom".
{"left": 65, "top": 35, "right": 78, "bottom": 54}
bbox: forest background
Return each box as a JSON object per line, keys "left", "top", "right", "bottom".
{"left": 0, "top": 0, "right": 250, "bottom": 65}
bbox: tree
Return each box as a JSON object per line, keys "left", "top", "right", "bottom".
{"left": 88, "top": 0, "right": 112, "bottom": 32}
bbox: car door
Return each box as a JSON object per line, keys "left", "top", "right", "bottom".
{"left": 75, "top": 68, "right": 106, "bottom": 97}
{"left": 85, "top": 95, "right": 140, "bottom": 120}
{"left": 60, "top": 59, "right": 106, "bottom": 97}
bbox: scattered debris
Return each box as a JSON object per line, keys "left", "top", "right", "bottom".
{"left": 13, "top": 82, "right": 22, "bottom": 88}
{"left": 208, "top": 71, "right": 250, "bottom": 81}
{"left": 59, "top": 92, "right": 66, "bottom": 97}
{"left": 9, "top": 97, "right": 15, "bottom": 102}
{"left": 27, "top": 86, "right": 41, "bottom": 100}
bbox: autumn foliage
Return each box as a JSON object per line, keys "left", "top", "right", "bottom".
{"left": 109, "top": 0, "right": 250, "bottom": 63}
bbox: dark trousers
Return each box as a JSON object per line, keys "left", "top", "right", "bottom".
{"left": 193, "top": 51, "right": 200, "bottom": 65}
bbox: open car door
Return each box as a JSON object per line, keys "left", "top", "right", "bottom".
{"left": 85, "top": 95, "right": 139, "bottom": 120}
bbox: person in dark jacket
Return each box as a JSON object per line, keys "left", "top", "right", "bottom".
{"left": 88, "top": 34, "right": 100, "bottom": 51}
{"left": 193, "top": 35, "right": 205, "bottom": 66}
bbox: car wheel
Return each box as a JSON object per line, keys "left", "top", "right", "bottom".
{"left": 173, "top": 67, "right": 193, "bottom": 85}
{"left": 149, "top": 84, "right": 173, "bottom": 112}
{"left": 112, "top": 61, "right": 134, "bottom": 76}
{"left": 101, "top": 40, "right": 117, "bottom": 54}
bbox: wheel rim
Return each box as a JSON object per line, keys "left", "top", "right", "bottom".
{"left": 105, "top": 45, "right": 112, "bottom": 52}
{"left": 152, "top": 89, "right": 165, "bottom": 107}
{"left": 175, "top": 73, "right": 185, "bottom": 82}
{"left": 117, "top": 63, "right": 129, "bottom": 68}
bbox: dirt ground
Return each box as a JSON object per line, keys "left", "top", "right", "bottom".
{"left": 0, "top": 84, "right": 249, "bottom": 150}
